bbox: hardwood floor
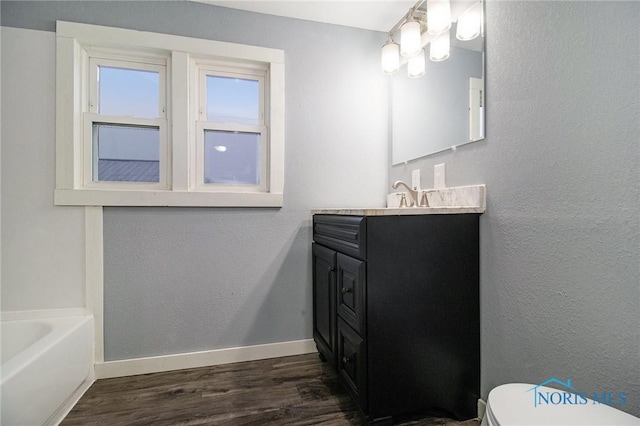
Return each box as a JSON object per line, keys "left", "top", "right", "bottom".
{"left": 62, "top": 354, "right": 480, "bottom": 426}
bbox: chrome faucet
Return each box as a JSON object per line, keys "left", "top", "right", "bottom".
{"left": 392, "top": 180, "right": 436, "bottom": 207}
{"left": 392, "top": 181, "right": 418, "bottom": 207}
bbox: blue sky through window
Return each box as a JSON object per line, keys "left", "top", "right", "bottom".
{"left": 207, "top": 76, "right": 259, "bottom": 125}
{"left": 99, "top": 66, "right": 160, "bottom": 118}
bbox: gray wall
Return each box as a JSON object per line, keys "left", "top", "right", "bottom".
{"left": 391, "top": 1, "right": 640, "bottom": 416}
{"left": 1, "top": 1, "right": 388, "bottom": 359}
{"left": 1, "top": 26, "right": 86, "bottom": 310}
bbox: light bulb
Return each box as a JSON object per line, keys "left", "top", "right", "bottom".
{"left": 381, "top": 38, "right": 400, "bottom": 74}
{"left": 456, "top": 1, "right": 481, "bottom": 41}
{"left": 430, "top": 30, "right": 450, "bottom": 62}
{"left": 408, "top": 49, "right": 425, "bottom": 78}
{"left": 427, "top": 0, "right": 452, "bottom": 35}
{"left": 400, "top": 19, "right": 421, "bottom": 57}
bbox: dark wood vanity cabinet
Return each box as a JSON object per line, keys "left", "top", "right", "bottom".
{"left": 312, "top": 243, "right": 337, "bottom": 365}
{"left": 312, "top": 213, "right": 480, "bottom": 424}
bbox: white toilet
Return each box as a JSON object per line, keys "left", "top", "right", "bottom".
{"left": 482, "top": 383, "right": 640, "bottom": 426}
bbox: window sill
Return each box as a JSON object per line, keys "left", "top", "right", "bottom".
{"left": 54, "top": 189, "right": 283, "bottom": 207}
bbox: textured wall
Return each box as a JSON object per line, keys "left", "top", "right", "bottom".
{"left": 390, "top": 1, "right": 640, "bottom": 416}
{"left": 1, "top": 27, "right": 86, "bottom": 310}
{"left": 4, "top": 1, "right": 638, "bottom": 417}
{"left": 1, "top": 1, "right": 388, "bottom": 358}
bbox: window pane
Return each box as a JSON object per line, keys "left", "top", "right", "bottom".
{"left": 204, "top": 130, "right": 260, "bottom": 185}
{"left": 207, "top": 76, "right": 259, "bottom": 125}
{"left": 93, "top": 124, "right": 160, "bottom": 183}
{"left": 99, "top": 66, "right": 160, "bottom": 118}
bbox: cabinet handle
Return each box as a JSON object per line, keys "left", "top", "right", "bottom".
{"left": 341, "top": 287, "right": 352, "bottom": 294}
{"left": 342, "top": 356, "right": 352, "bottom": 364}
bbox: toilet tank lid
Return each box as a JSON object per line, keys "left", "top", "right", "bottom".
{"left": 486, "top": 383, "right": 639, "bottom": 426}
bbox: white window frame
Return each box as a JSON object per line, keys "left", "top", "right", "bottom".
{"left": 85, "top": 55, "right": 169, "bottom": 190}
{"left": 193, "top": 62, "right": 268, "bottom": 193}
{"left": 55, "top": 21, "right": 285, "bottom": 207}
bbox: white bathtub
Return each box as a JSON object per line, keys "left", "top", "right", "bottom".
{"left": 1, "top": 315, "right": 94, "bottom": 426}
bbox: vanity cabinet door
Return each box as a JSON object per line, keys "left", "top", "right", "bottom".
{"left": 312, "top": 243, "right": 337, "bottom": 365}
{"left": 336, "top": 253, "right": 366, "bottom": 335}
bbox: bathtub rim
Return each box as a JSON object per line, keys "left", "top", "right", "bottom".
{"left": 1, "top": 313, "right": 93, "bottom": 385}
{"left": 1, "top": 309, "right": 95, "bottom": 426}
{"left": 1, "top": 307, "right": 88, "bottom": 322}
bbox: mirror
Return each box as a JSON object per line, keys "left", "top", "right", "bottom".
{"left": 391, "top": 1, "right": 485, "bottom": 164}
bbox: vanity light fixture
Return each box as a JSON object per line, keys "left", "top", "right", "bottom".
{"left": 429, "top": 30, "right": 450, "bottom": 61}
{"left": 408, "top": 48, "right": 426, "bottom": 78}
{"left": 400, "top": 12, "right": 422, "bottom": 57}
{"left": 380, "top": 0, "right": 482, "bottom": 77}
{"left": 456, "top": 0, "right": 482, "bottom": 41}
{"left": 381, "top": 35, "right": 400, "bottom": 74}
{"left": 426, "top": 0, "right": 452, "bottom": 35}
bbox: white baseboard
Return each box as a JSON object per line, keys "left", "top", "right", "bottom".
{"left": 478, "top": 398, "right": 487, "bottom": 420}
{"left": 95, "top": 338, "right": 317, "bottom": 379}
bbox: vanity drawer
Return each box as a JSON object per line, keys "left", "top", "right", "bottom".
{"left": 313, "top": 215, "right": 366, "bottom": 260}
{"left": 337, "top": 317, "right": 367, "bottom": 412}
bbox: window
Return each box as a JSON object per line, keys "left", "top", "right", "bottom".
{"left": 194, "top": 64, "right": 267, "bottom": 192}
{"left": 55, "top": 21, "right": 284, "bottom": 207}
{"left": 86, "top": 57, "right": 167, "bottom": 188}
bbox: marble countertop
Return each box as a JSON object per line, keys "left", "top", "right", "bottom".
{"left": 311, "top": 185, "right": 486, "bottom": 216}
{"left": 311, "top": 206, "right": 484, "bottom": 216}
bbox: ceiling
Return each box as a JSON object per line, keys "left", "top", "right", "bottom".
{"left": 191, "top": 0, "right": 416, "bottom": 32}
